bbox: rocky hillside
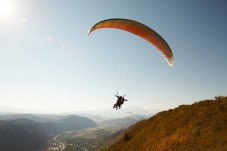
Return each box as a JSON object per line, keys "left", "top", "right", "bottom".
{"left": 109, "top": 96, "right": 227, "bottom": 151}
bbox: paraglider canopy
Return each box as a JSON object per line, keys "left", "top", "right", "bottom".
{"left": 88, "top": 18, "right": 174, "bottom": 66}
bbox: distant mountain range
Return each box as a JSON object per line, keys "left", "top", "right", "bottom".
{"left": 0, "top": 106, "right": 158, "bottom": 123}
{"left": 0, "top": 113, "right": 58, "bottom": 123}
{"left": 0, "top": 115, "right": 97, "bottom": 151}
{"left": 102, "top": 115, "right": 148, "bottom": 128}
{"left": 67, "top": 106, "right": 157, "bottom": 122}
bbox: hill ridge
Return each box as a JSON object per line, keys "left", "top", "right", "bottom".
{"left": 109, "top": 96, "right": 227, "bottom": 151}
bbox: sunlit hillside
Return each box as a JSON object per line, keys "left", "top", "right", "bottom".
{"left": 109, "top": 96, "right": 227, "bottom": 151}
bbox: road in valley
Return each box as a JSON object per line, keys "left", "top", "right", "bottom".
{"left": 53, "top": 134, "right": 65, "bottom": 151}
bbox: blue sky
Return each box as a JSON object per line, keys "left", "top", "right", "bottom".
{"left": 0, "top": 0, "right": 226, "bottom": 113}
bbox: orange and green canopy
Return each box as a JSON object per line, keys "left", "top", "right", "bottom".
{"left": 88, "top": 18, "right": 174, "bottom": 66}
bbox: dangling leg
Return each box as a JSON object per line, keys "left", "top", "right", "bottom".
{"left": 113, "top": 103, "right": 118, "bottom": 109}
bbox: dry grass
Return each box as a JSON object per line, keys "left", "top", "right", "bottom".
{"left": 109, "top": 96, "right": 227, "bottom": 151}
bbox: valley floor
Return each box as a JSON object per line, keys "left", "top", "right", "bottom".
{"left": 45, "top": 125, "right": 120, "bottom": 151}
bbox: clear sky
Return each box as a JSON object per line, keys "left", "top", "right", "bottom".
{"left": 0, "top": 0, "right": 226, "bottom": 114}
